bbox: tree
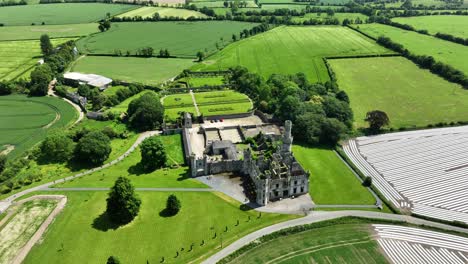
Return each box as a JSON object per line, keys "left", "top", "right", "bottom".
{"left": 74, "top": 131, "right": 111, "bottom": 165}
{"left": 363, "top": 176, "right": 372, "bottom": 187}
{"left": 196, "top": 51, "right": 204, "bottom": 62}
{"left": 0, "top": 154, "right": 6, "bottom": 174}
{"left": 320, "top": 118, "right": 347, "bottom": 145}
{"left": 29, "top": 64, "right": 53, "bottom": 96}
{"left": 40, "top": 34, "right": 53, "bottom": 56}
{"left": 232, "top": 34, "right": 237, "bottom": 42}
{"left": 39, "top": 133, "right": 74, "bottom": 163}
{"left": 106, "top": 177, "right": 141, "bottom": 224}
{"left": 0, "top": 82, "right": 12, "bottom": 95}
{"left": 77, "top": 84, "right": 91, "bottom": 98}
{"left": 365, "top": 110, "right": 390, "bottom": 132}
{"left": 140, "top": 136, "right": 167, "bottom": 172}
{"left": 166, "top": 194, "right": 181, "bottom": 216}
{"left": 106, "top": 256, "right": 121, "bottom": 264}
{"left": 127, "top": 92, "right": 164, "bottom": 131}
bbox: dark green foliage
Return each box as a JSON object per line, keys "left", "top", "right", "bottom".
{"left": 106, "top": 177, "right": 141, "bottom": 225}
{"left": 365, "top": 110, "right": 390, "bottom": 133}
{"left": 74, "top": 131, "right": 111, "bottom": 165}
{"left": 196, "top": 51, "right": 204, "bottom": 62}
{"left": 0, "top": 82, "right": 13, "bottom": 95}
{"left": 39, "top": 133, "right": 74, "bottom": 163}
{"left": 40, "top": 34, "right": 53, "bottom": 56}
{"left": 106, "top": 256, "right": 121, "bottom": 264}
{"left": 127, "top": 92, "right": 164, "bottom": 131}
{"left": 363, "top": 176, "right": 372, "bottom": 187}
{"left": 29, "top": 64, "right": 53, "bottom": 96}
{"left": 77, "top": 84, "right": 91, "bottom": 98}
{"left": 0, "top": 154, "right": 6, "bottom": 174}
{"left": 140, "top": 136, "right": 167, "bottom": 172}
{"left": 166, "top": 194, "right": 181, "bottom": 216}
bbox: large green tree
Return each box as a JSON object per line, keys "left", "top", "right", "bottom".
{"left": 74, "top": 131, "right": 111, "bottom": 165}
{"left": 166, "top": 194, "right": 181, "bottom": 216}
{"left": 0, "top": 154, "right": 6, "bottom": 174}
{"left": 127, "top": 92, "right": 164, "bottom": 131}
{"left": 106, "top": 177, "right": 141, "bottom": 224}
{"left": 365, "top": 110, "right": 390, "bottom": 133}
{"left": 140, "top": 136, "right": 167, "bottom": 172}
{"left": 40, "top": 34, "right": 53, "bottom": 56}
{"left": 106, "top": 256, "right": 121, "bottom": 264}
{"left": 29, "top": 64, "right": 53, "bottom": 96}
{"left": 39, "top": 133, "right": 74, "bottom": 163}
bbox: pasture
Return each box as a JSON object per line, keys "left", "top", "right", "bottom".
{"left": 23, "top": 191, "right": 295, "bottom": 264}
{"left": 329, "top": 56, "right": 468, "bottom": 129}
{"left": 392, "top": 15, "right": 468, "bottom": 38}
{"left": 293, "top": 12, "right": 368, "bottom": 23}
{"left": 0, "top": 94, "right": 78, "bottom": 158}
{"left": 117, "top": 6, "right": 208, "bottom": 18}
{"left": 0, "top": 38, "right": 73, "bottom": 81}
{"left": 76, "top": 21, "right": 258, "bottom": 57}
{"left": 192, "top": 26, "right": 391, "bottom": 83}
{"left": 355, "top": 23, "right": 468, "bottom": 74}
{"left": 222, "top": 223, "right": 388, "bottom": 264}
{"left": 193, "top": 1, "right": 258, "bottom": 7}
{"left": 0, "top": 3, "right": 137, "bottom": 26}
{"left": 292, "top": 145, "right": 375, "bottom": 205}
{"left": 0, "top": 24, "right": 98, "bottom": 41}
{"left": 71, "top": 56, "right": 194, "bottom": 85}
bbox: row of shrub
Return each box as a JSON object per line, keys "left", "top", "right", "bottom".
{"left": 0, "top": 0, "right": 26, "bottom": 6}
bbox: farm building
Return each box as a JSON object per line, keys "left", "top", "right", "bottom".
{"left": 63, "top": 72, "right": 112, "bottom": 90}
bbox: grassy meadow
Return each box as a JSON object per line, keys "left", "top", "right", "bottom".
{"left": 71, "top": 56, "right": 194, "bottom": 85}
{"left": 0, "top": 24, "right": 98, "bottom": 41}
{"left": 355, "top": 23, "right": 468, "bottom": 74}
{"left": 292, "top": 145, "right": 375, "bottom": 205}
{"left": 117, "top": 6, "right": 208, "bottom": 18}
{"left": 392, "top": 15, "right": 468, "bottom": 38}
{"left": 76, "top": 21, "right": 258, "bottom": 57}
{"left": 0, "top": 94, "right": 78, "bottom": 158}
{"left": 292, "top": 12, "right": 368, "bottom": 23}
{"left": 223, "top": 223, "right": 387, "bottom": 264}
{"left": 192, "top": 26, "right": 392, "bottom": 83}
{"left": 0, "top": 3, "right": 137, "bottom": 26}
{"left": 23, "top": 191, "right": 296, "bottom": 264}
{"left": 329, "top": 56, "right": 468, "bottom": 128}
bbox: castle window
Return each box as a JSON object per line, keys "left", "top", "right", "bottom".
{"left": 294, "top": 180, "right": 297, "bottom": 185}
{"left": 300, "top": 187, "right": 304, "bottom": 193}
{"left": 293, "top": 188, "right": 297, "bottom": 194}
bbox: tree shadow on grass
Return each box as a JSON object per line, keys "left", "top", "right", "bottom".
{"left": 176, "top": 169, "right": 192, "bottom": 182}
{"left": 92, "top": 211, "right": 123, "bottom": 231}
{"left": 127, "top": 162, "right": 146, "bottom": 176}
{"left": 159, "top": 208, "right": 176, "bottom": 218}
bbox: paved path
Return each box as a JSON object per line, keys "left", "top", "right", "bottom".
{"left": 190, "top": 89, "right": 201, "bottom": 116}
{"left": 43, "top": 187, "right": 214, "bottom": 192}
{"left": 48, "top": 79, "right": 84, "bottom": 126}
{"left": 0, "top": 131, "right": 161, "bottom": 212}
{"left": 202, "top": 210, "right": 468, "bottom": 264}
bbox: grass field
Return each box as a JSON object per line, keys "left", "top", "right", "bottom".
{"left": 392, "top": 15, "right": 468, "bottom": 38}
{"left": 355, "top": 23, "right": 468, "bottom": 75}
{"left": 0, "top": 3, "right": 137, "bottom": 26}
{"left": 192, "top": 26, "right": 391, "bottom": 83}
{"left": 292, "top": 145, "right": 375, "bottom": 205}
{"left": 329, "top": 56, "right": 468, "bottom": 129}
{"left": 0, "top": 94, "right": 78, "bottom": 158}
{"left": 71, "top": 56, "right": 194, "bottom": 85}
{"left": 184, "top": 76, "right": 226, "bottom": 87}
{"left": 159, "top": 134, "right": 185, "bottom": 166}
{"left": 195, "top": 90, "right": 252, "bottom": 116}
{"left": 109, "top": 90, "right": 151, "bottom": 114}
{"left": 193, "top": 1, "right": 258, "bottom": 7}
{"left": 292, "top": 13, "right": 368, "bottom": 23}
{"left": 0, "top": 38, "right": 73, "bottom": 81}
{"left": 0, "top": 23, "right": 98, "bottom": 41}
{"left": 162, "top": 93, "right": 197, "bottom": 121}
{"left": 0, "top": 199, "right": 58, "bottom": 264}
{"left": 117, "top": 6, "right": 208, "bottom": 19}
{"left": 23, "top": 191, "right": 296, "bottom": 264}
{"left": 76, "top": 21, "right": 258, "bottom": 57}
{"left": 223, "top": 223, "right": 387, "bottom": 264}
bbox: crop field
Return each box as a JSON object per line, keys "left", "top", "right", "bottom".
{"left": 23, "top": 191, "right": 295, "bottom": 264}
{"left": 0, "top": 24, "right": 98, "bottom": 41}
{"left": 0, "top": 94, "right": 78, "bottom": 158}
{"left": 293, "top": 12, "right": 368, "bottom": 23}
{"left": 329, "top": 57, "right": 468, "bottom": 129}
{"left": 392, "top": 15, "right": 468, "bottom": 38}
{"left": 76, "top": 21, "right": 258, "bottom": 57}
{"left": 193, "top": 1, "right": 258, "bottom": 7}
{"left": 193, "top": 26, "right": 392, "bottom": 83}
{"left": 223, "top": 223, "right": 388, "bottom": 264}
{"left": 117, "top": 6, "right": 208, "bottom": 18}
{"left": 0, "top": 3, "right": 137, "bottom": 26}
{"left": 71, "top": 56, "right": 194, "bottom": 85}
{"left": 355, "top": 23, "right": 468, "bottom": 74}
{"left": 292, "top": 145, "right": 375, "bottom": 205}
{"left": 0, "top": 38, "right": 73, "bottom": 81}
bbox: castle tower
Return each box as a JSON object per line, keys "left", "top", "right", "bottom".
{"left": 183, "top": 112, "right": 192, "bottom": 128}
{"left": 282, "top": 120, "right": 293, "bottom": 152}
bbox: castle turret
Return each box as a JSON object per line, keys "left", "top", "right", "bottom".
{"left": 282, "top": 120, "right": 293, "bottom": 152}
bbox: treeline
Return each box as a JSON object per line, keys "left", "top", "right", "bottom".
{"left": 435, "top": 32, "right": 467, "bottom": 46}
{"left": 0, "top": 0, "right": 26, "bottom": 6}
{"left": 376, "top": 36, "right": 468, "bottom": 88}
{"left": 229, "top": 67, "right": 353, "bottom": 145}
{"left": 40, "top": 0, "right": 113, "bottom": 3}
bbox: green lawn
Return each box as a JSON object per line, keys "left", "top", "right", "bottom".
{"left": 0, "top": 94, "right": 78, "bottom": 158}
{"left": 159, "top": 134, "right": 185, "bottom": 166}
{"left": 76, "top": 21, "right": 258, "bottom": 57}
{"left": 117, "top": 6, "right": 208, "bottom": 19}
{"left": 183, "top": 76, "right": 226, "bottom": 87}
{"left": 109, "top": 90, "right": 152, "bottom": 114}
{"left": 223, "top": 223, "right": 387, "bottom": 264}
{"left": 71, "top": 56, "right": 195, "bottom": 85}
{"left": 292, "top": 145, "right": 375, "bottom": 205}
{"left": 195, "top": 90, "right": 252, "bottom": 116}
{"left": 23, "top": 191, "right": 296, "bottom": 264}
{"left": 0, "top": 3, "right": 137, "bottom": 26}
{"left": 329, "top": 56, "right": 468, "bottom": 128}
{"left": 392, "top": 15, "right": 468, "bottom": 38}
{"left": 0, "top": 38, "right": 73, "bottom": 81}
{"left": 354, "top": 23, "right": 468, "bottom": 74}
{"left": 192, "top": 26, "right": 392, "bottom": 83}
{"left": 0, "top": 23, "right": 99, "bottom": 41}
{"left": 292, "top": 13, "right": 368, "bottom": 23}
{"left": 162, "top": 93, "right": 196, "bottom": 121}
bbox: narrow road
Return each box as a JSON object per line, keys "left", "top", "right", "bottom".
{"left": 0, "top": 131, "right": 161, "bottom": 212}
{"left": 48, "top": 78, "right": 84, "bottom": 126}
{"left": 202, "top": 210, "right": 468, "bottom": 264}
{"left": 190, "top": 89, "right": 201, "bottom": 116}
